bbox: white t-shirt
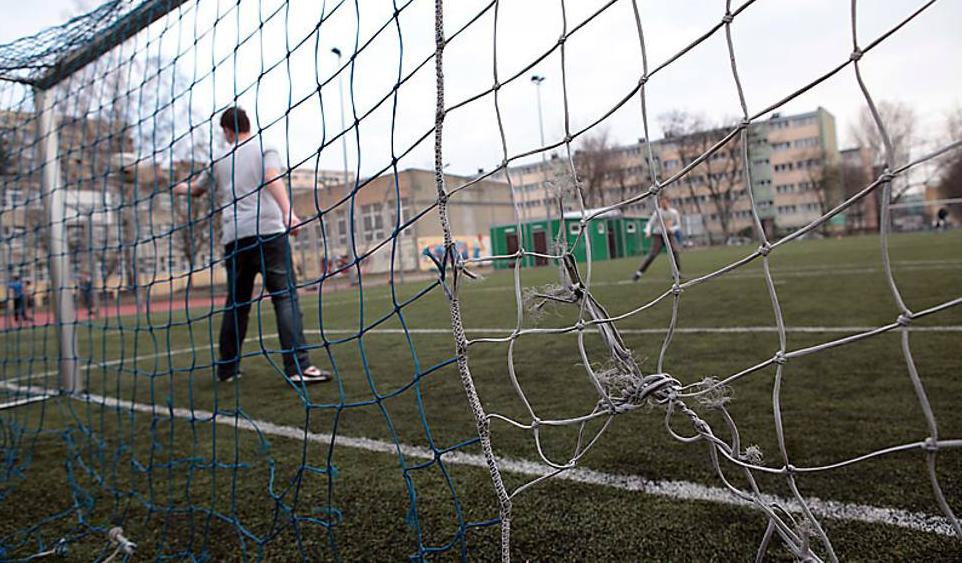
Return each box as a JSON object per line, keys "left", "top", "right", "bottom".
{"left": 646, "top": 207, "right": 681, "bottom": 236}
{"left": 212, "top": 138, "right": 285, "bottom": 245}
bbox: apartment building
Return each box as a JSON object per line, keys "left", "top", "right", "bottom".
{"left": 291, "top": 168, "right": 513, "bottom": 277}
{"left": 1, "top": 109, "right": 133, "bottom": 291}
{"left": 507, "top": 107, "right": 842, "bottom": 244}
{"left": 839, "top": 146, "right": 879, "bottom": 232}
{"left": 507, "top": 143, "right": 653, "bottom": 221}
{"left": 766, "top": 107, "right": 840, "bottom": 230}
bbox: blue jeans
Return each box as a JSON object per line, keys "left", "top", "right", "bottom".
{"left": 218, "top": 234, "right": 311, "bottom": 380}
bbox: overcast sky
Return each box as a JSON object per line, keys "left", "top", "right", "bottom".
{"left": 1, "top": 0, "right": 960, "bottom": 178}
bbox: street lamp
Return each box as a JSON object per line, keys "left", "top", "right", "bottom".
{"left": 331, "top": 48, "right": 350, "bottom": 201}
{"left": 530, "top": 75, "right": 550, "bottom": 221}
{"left": 530, "top": 75, "right": 546, "bottom": 149}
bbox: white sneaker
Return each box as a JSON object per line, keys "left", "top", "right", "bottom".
{"left": 289, "top": 366, "right": 331, "bottom": 384}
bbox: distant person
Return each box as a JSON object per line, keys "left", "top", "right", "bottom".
{"left": 934, "top": 207, "right": 949, "bottom": 231}
{"left": 79, "top": 274, "right": 96, "bottom": 317}
{"left": 672, "top": 222, "right": 685, "bottom": 247}
{"left": 7, "top": 276, "right": 25, "bottom": 325}
{"left": 633, "top": 194, "right": 682, "bottom": 281}
{"left": 174, "top": 106, "right": 329, "bottom": 385}
{"left": 23, "top": 280, "right": 34, "bottom": 322}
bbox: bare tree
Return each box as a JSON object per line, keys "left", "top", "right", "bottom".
{"left": 660, "top": 111, "right": 743, "bottom": 244}
{"left": 0, "top": 137, "right": 11, "bottom": 176}
{"left": 937, "top": 114, "right": 962, "bottom": 220}
{"left": 67, "top": 42, "right": 215, "bottom": 291}
{"left": 800, "top": 149, "right": 847, "bottom": 233}
{"left": 851, "top": 101, "right": 917, "bottom": 204}
{"left": 851, "top": 100, "right": 916, "bottom": 168}
{"left": 835, "top": 159, "right": 875, "bottom": 232}
{"left": 932, "top": 105, "right": 962, "bottom": 195}
{"left": 573, "top": 131, "right": 615, "bottom": 208}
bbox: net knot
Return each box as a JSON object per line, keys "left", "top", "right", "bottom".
{"left": 849, "top": 49, "right": 863, "bottom": 62}
{"left": 721, "top": 12, "right": 734, "bottom": 24}
{"left": 757, "top": 242, "right": 772, "bottom": 257}
{"left": 773, "top": 351, "right": 787, "bottom": 365}
{"left": 896, "top": 313, "right": 913, "bottom": 327}
{"left": 879, "top": 170, "right": 896, "bottom": 182}
{"left": 557, "top": 34, "right": 567, "bottom": 45}
{"left": 492, "top": 80, "right": 501, "bottom": 91}
{"left": 55, "top": 541, "right": 69, "bottom": 556}
{"left": 741, "top": 444, "right": 764, "bottom": 464}
{"left": 671, "top": 283, "right": 683, "bottom": 296}
{"left": 695, "top": 377, "right": 732, "bottom": 409}
{"left": 638, "top": 74, "right": 649, "bottom": 86}
{"left": 648, "top": 185, "right": 662, "bottom": 197}
{"left": 922, "top": 437, "right": 939, "bottom": 452}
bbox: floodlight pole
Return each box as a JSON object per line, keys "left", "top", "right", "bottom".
{"left": 332, "top": 48, "right": 350, "bottom": 201}
{"left": 35, "top": 88, "right": 79, "bottom": 395}
{"left": 531, "top": 75, "right": 549, "bottom": 219}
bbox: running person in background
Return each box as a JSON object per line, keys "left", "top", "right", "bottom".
{"left": 174, "top": 107, "right": 329, "bottom": 384}
{"left": 7, "top": 276, "right": 25, "bottom": 325}
{"left": 934, "top": 207, "right": 949, "bottom": 231}
{"left": 633, "top": 194, "right": 682, "bottom": 281}
{"left": 23, "top": 280, "right": 34, "bottom": 322}
{"left": 78, "top": 274, "right": 96, "bottom": 317}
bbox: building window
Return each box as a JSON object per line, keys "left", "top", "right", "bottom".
{"left": 626, "top": 223, "right": 637, "bottom": 233}
{"left": 776, "top": 184, "right": 795, "bottom": 194}
{"left": 336, "top": 211, "right": 348, "bottom": 246}
{"left": 793, "top": 137, "right": 819, "bottom": 149}
{"left": 569, "top": 222, "right": 581, "bottom": 235}
{"left": 360, "top": 203, "right": 385, "bottom": 243}
{"left": 772, "top": 141, "right": 791, "bottom": 151}
{"left": 774, "top": 162, "right": 794, "bottom": 172}
{"left": 4, "top": 187, "right": 23, "bottom": 208}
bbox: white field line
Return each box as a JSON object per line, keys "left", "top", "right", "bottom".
{"left": 5, "top": 325, "right": 962, "bottom": 385}
{"left": 0, "top": 379, "right": 956, "bottom": 538}
{"left": 310, "top": 326, "right": 962, "bottom": 335}
{"left": 318, "top": 259, "right": 962, "bottom": 306}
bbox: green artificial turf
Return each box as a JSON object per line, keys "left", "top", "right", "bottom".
{"left": 0, "top": 231, "right": 960, "bottom": 560}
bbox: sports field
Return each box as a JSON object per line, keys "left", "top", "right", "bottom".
{"left": 1, "top": 231, "right": 960, "bottom": 560}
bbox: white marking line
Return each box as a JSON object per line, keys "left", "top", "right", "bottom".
{"left": 315, "top": 326, "right": 962, "bottom": 335}
{"left": 5, "top": 325, "right": 961, "bottom": 385}
{"left": 318, "top": 259, "right": 962, "bottom": 305}
{"left": 5, "top": 346, "right": 205, "bottom": 384}
{"left": 0, "top": 380, "right": 955, "bottom": 538}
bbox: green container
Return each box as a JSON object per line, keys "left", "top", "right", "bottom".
{"left": 490, "top": 213, "right": 650, "bottom": 270}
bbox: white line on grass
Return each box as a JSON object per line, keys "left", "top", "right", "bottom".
{"left": 313, "top": 326, "right": 962, "bottom": 335}
{"left": 318, "top": 259, "right": 962, "bottom": 306}
{"left": 0, "top": 379, "right": 956, "bottom": 538}
{"left": 5, "top": 325, "right": 961, "bottom": 385}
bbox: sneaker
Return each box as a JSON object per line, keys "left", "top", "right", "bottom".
{"left": 218, "top": 369, "right": 243, "bottom": 383}
{"left": 289, "top": 366, "right": 331, "bottom": 384}
{"left": 632, "top": 270, "right": 644, "bottom": 282}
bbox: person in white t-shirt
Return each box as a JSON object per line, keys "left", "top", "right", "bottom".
{"left": 633, "top": 194, "right": 682, "bottom": 281}
{"left": 174, "top": 107, "right": 329, "bottom": 385}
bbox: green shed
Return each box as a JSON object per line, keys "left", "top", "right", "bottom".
{"left": 489, "top": 210, "right": 650, "bottom": 269}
